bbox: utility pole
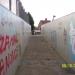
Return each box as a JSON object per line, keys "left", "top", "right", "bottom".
{"left": 9, "top": 0, "right": 11, "bottom": 11}
{"left": 16, "top": 0, "right": 20, "bottom": 16}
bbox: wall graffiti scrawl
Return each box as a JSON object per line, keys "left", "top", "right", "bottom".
{"left": 0, "top": 5, "right": 31, "bottom": 75}
{"left": 0, "top": 5, "right": 20, "bottom": 75}
{"left": 69, "top": 21, "right": 75, "bottom": 54}
{"left": 0, "top": 34, "right": 19, "bottom": 75}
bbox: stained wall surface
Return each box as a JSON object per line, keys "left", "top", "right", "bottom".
{"left": 0, "top": 5, "right": 31, "bottom": 75}
{"left": 41, "top": 12, "right": 75, "bottom": 64}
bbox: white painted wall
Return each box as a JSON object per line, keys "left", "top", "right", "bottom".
{"left": 0, "top": 5, "right": 31, "bottom": 75}
{"left": 41, "top": 12, "right": 75, "bottom": 64}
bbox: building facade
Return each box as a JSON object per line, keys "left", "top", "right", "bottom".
{"left": 38, "top": 18, "right": 51, "bottom": 30}
{"left": 0, "top": 0, "right": 29, "bottom": 23}
{"left": 0, "top": 0, "right": 17, "bottom": 14}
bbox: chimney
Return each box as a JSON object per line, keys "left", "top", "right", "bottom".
{"left": 45, "top": 18, "right": 47, "bottom": 21}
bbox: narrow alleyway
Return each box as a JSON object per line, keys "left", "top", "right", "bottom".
{"left": 15, "top": 35, "right": 75, "bottom": 75}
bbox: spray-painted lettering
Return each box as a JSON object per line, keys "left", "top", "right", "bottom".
{"left": 0, "top": 35, "right": 18, "bottom": 75}
{"left": 0, "top": 35, "right": 18, "bottom": 54}
{"left": 0, "top": 49, "right": 18, "bottom": 75}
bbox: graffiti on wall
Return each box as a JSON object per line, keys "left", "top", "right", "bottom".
{"left": 0, "top": 5, "right": 30, "bottom": 75}
{"left": 0, "top": 7, "right": 20, "bottom": 75}
{"left": 0, "top": 34, "right": 19, "bottom": 75}
{"left": 69, "top": 21, "right": 75, "bottom": 54}
{"left": 0, "top": 35, "right": 18, "bottom": 54}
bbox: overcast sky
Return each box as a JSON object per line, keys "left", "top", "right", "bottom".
{"left": 20, "top": 0, "right": 75, "bottom": 27}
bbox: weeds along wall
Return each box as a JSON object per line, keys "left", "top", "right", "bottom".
{"left": 41, "top": 12, "right": 75, "bottom": 64}
{"left": 0, "top": 5, "right": 31, "bottom": 75}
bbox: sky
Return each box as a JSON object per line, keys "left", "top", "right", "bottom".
{"left": 20, "top": 0, "right": 75, "bottom": 27}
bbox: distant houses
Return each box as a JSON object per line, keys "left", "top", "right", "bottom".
{"left": 38, "top": 18, "right": 51, "bottom": 30}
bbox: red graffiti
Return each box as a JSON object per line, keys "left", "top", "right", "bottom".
{"left": 0, "top": 35, "right": 18, "bottom": 54}
{"left": 0, "top": 34, "right": 18, "bottom": 75}
{"left": 0, "top": 59, "right": 4, "bottom": 75}
{"left": 11, "top": 35, "right": 18, "bottom": 46}
{"left": 0, "top": 49, "right": 18, "bottom": 75}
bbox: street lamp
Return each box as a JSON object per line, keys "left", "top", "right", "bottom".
{"left": 52, "top": 15, "right": 56, "bottom": 22}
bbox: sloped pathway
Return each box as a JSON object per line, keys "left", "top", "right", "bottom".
{"left": 15, "top": 35, "right": 75, "bottom": 75}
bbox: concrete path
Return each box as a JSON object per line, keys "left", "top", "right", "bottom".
{"left": 15, "top": 35, "right": 75, "bottom": 75}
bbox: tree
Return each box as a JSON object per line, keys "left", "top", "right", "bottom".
{"left": 28, "top": 12, "right": 35, "bottom": 35}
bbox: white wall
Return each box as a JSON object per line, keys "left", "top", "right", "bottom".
{"left": 41, "top": 12, "right": 75, "bottom": 64}
{"left": 0, "top": 5, "right": 31, "bottom": 75}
